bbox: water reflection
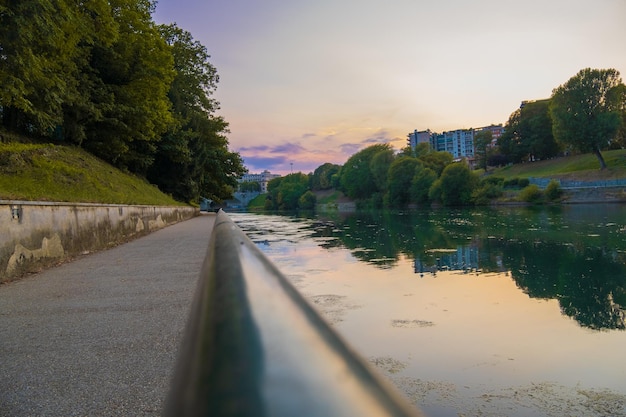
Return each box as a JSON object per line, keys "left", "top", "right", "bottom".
{"left": 305, "top": 206, "right": 626, "bottom": 331}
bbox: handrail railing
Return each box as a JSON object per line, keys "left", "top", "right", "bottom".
{"left": 164, "top": 210, "right": 424, "bottom": 417}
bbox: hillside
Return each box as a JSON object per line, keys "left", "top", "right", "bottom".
{"left": 0, "top": 142, "right": 183, "bottom": 206}
{"left": 490, "top": 149, "right": 626, "bottom": 181}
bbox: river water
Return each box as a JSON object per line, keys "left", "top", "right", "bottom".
{"left": 229, "top": 205, "right": 626, "bottom": 417}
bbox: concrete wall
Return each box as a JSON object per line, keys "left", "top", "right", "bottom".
{"left": 0, "top": 201, "right": 198, "bottom": 283}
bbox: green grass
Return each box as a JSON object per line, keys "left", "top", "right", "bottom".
{"left": 490, "top": 149, "right": 626, "bottom": 180}
{"left": 247, "top": 193, "right": 267, "bottom": 210}
{"left": 0, "top": 142, "right": 183, "bottom": 205}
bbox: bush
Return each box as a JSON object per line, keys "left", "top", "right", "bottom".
{"left": 435, "top": 163, "right": 479, "bottom": 206}
{"left": 472, "top": 183, "right": 503, "bottom": 205}
{"left": 544, "top": 180, "right": 563, "bottom": 201}
{"left": 503, "top": 178, "right": 519, "bottom": 187}
{"left": 518, "top": 184, "right": 543, "bottom": 203}
{"left": 481, "top": 176, "right": 505, "bottom": 186}
{"left": 503, "top": 177, "right": 529, "bottom": 188}
{"left": 298, "top": 190, "right": 316, "bottom": 210}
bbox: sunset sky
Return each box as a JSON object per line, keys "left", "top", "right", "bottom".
{"left": 153, "top": 0, "right": 626, "bottom": 175}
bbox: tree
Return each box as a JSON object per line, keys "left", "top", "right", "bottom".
{"left": 474, "top": 130, "right": 492, "bottom": 170}
{"left": 339, "top": 143, "right": 392, "bottom": 199}
{"left": 239, "top": 181, "right": 261, "bottom": 192}
{"left": 266, "top": 173, "right": 310, "bottom": 210}
{"left": 386, "top": 157, "right": 420, "bottom": 207}
{"left": 411, "top": 166, "right": 437, "bottom": 204}
{"left": 431, "top": 162, "right": 479, "bottom": 206}
{"left": 147, "top": 24, "right": 245, "bottom": 202}
{"left": 418, "top": 151, "right": 452, "bottom": 176}
{"left": 298, "top": 190, "right": 317, "bottom": 210}
{"left": 550, "top": 68, "right": 625, "bottom": 170}
{"left": 311, "top": 163, "right": 340, "bottom": 190}
{"left": 0, "top": 0, "right": 114, "bottom": 135}
{"left": 522, "top": 99, "right": 560, "bottom": 160}
{"left": 498, "top": 109, "right": 525, "bottom": 163}
{"left": 498, "top": 99, "right": 559, "bottom": 163}
{"left": 369, "top": 147, "right": 395, "bottom": 192}
{"left": 608, "top": 83, "right": 626, "bottom": 148}
{"left": 80, "top": 0, "right": 175, "bottom": 173}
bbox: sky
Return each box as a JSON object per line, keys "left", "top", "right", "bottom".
{"left": 153, "top": 0, "right": 626, "bottom": 175}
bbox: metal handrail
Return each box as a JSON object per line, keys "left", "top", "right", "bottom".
{"left": 164, "top": 210, "right": 424, "bottom": 417}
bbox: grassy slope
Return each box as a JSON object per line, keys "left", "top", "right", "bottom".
{"left": 0, "top": 142, "right": 183, "bottom": 205}
{"left": 490, "top": 149, "right": 626, "bottom": 180}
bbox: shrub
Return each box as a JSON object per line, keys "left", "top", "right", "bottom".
{"left": 518, "top": 178, "right": 530, "bottom": 187}
{"left": 503, "top": 178, "right": 519, "bottom": 187}
{"left": 481, "top": 176, "right": 505, "bottom": 186}
{"left": 472, "top": 183, "right": 503, "bottom": 205}
{"left": 518, "top": 184, "right": 543, "bottom": 203}
{"left": 435, "top": 163, "right": 479, "bottom": 206}
{"left": 298, "top": 190, "right": 317, "bottom": 209}
{"left": 544, "top": 180, "right": 563, "bottom": 201}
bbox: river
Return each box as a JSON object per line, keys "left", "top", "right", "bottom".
{"left": 229, "top": 205, "right": 626, "bottom": 417}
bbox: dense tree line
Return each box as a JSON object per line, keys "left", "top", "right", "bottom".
{"left": 261, "top": 68, "right": 624, "bottom": 210}
{"left": 0, "top": 0, "right": 245, "bottom": 202}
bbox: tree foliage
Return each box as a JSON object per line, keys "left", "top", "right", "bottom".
{"left": 0, "top": 1, "right": 245, "bottom": 203}
{"left": 311, "top": 162, "right": 340, "bottom": 190}
{"left": 146, "top": 24, "right": 245, "bottom": 202}
{"left": 474, "top": 129, "right": 492, "bottom": 170}
{"left": 339, "top": 143, "right": 392, "bottom": 199}
{"left": 386, "top": 157, "right": 420, "bottom": 207}
{"left": 411, "top": 166, "right": 437, "bottom": 204}
{"left": 82, "top": 0, "right": 175, "bottom": 173}
{"left": 239, "top": 181, "right": 261, "bottom": 193}
{"left": 419, "top": 151, "right": 453, "bottom": 176}
{"left": 550, "top": 68, "right": 625, "bottom": 169}
{"left": 266, "top": 173, "right": 311, "bottom": 210}
{"left": 498, "top": 99, "right": 560, "bottom": 164}
{"left": 431, "top": 162, "right": 479, "bottom": 206}
{"left": 369, "top": 147, "right": 395, "bottom": 192}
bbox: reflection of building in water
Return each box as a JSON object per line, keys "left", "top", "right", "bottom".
{"left": 414, "top": 246, "right": 479, "bottom": 274}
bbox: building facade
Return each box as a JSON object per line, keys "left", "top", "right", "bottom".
{"left": 407, "top": 124, "right": 505, "bottom": 159}
{"left": 239, "top": 170, "right": 281, "bottom": 193}
{"left": 407, "top": 129, "right": 432, "bottom": 149}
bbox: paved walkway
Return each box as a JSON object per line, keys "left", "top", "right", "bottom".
{"left": 0, "top": 213, "right": 217, "bottom": 417}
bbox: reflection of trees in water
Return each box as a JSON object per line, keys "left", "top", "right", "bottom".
{"left": 498, "top": 240, "right": 626, "bottom": 330}
{"left": 314, "top": 208, "right": 626, "bottom": 331}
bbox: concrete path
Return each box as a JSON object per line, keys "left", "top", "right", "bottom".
{"left": 0, "top": 213, "right": 217, "bottom": 417}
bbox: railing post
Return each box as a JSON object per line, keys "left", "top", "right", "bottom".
{"left": 164, "top": 210, "right": 424, "bottom": 417}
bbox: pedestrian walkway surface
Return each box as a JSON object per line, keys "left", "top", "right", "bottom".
{"left": 0, "top": 213, "right": 217, "bottom": 417}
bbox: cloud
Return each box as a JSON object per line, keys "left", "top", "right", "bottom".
{"left": 239, "top": 139, "right": 349, "bottom": 175}
{"left": 241, "top": 155, "right": 288, "bottom": 170}
{"left": 339, "top": 143, "right": 362, "bottom": 155}
{"left": 238, "top": 145, "right": 270, "bottom": 152}
{"left": 269, "top": 142, "right": 306, "bottom": 154}
{"left": 237, "top": 132, "right": 405, "bottom": 175}
{"left": 361, "top": 129, "right": 394, "bottom": 144}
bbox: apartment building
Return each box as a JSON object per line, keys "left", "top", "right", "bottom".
{"left": 407, "top": 124, "right": 504, "bottom": 158}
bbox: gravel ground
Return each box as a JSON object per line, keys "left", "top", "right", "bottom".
{"left": 0, "top": 213, "right": 216, "bottom": 417}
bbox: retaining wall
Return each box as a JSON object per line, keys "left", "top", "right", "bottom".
{"left": 0, "top": 201, "right": 198, "bottom": 283}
